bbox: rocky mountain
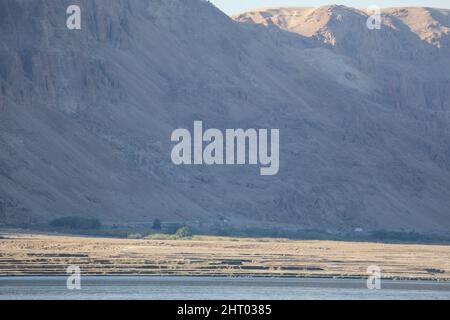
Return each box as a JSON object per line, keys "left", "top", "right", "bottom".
{"left": 1, "top": 1, "right": 450, "bottom": 234}
{"left": 236, "top": 6, "right": 450, "bottom": 110}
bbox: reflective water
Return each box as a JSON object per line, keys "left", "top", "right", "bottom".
{"left": 1, "top": 276, "right": 450, "bottom": 300}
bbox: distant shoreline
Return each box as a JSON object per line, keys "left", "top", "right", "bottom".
{"left": 3, "top": 226, "right": 450, "bottom": 246}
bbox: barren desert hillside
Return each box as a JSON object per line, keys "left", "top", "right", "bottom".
{"left": 1, "top": 1, "right": 450, "bottom": 234}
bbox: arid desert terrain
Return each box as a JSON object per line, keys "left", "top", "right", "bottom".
{"left": 1, "top": 232, "right": 449, "bottom": 281}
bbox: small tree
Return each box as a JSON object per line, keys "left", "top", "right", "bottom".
{"left": 175, "top": 226, "right": 193, "bottom": 239}
{"left": 152, "top": 218, "right": 162, "bottom": 231}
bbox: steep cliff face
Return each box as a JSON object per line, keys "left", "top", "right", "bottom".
{"left": 1, "top": 1, "right": 450, "bottom": 233}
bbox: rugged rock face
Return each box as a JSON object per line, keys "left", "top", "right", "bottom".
{"left": 1, "top": 1, "right": 450, "bottom": 233}
{"left": 236, "top": 6, "right": 450, "bottom": 110}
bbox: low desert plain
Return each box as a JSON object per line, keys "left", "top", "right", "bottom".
{"left": 0, "top": 232, "right": 449, "bottom": 280}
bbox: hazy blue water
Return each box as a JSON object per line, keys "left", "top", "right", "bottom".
{"left": 1, "top": 276, "right": 450, "bottom": 300}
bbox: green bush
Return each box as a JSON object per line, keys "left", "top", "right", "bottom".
{"left": 175, "top": 226, "right": 193, "bottom": 239}
{"left": 145, "top": 233, "right": 176, "bottom": 240}
{"left": 50, "top": 216, "right": 101, "bottom": 230}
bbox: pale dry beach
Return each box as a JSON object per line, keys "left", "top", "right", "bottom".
{"left": 1, "top": 232, "right": 449, "bottom": 281}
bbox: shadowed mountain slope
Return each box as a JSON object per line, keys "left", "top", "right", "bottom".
{"left": 1, "top": 1, "right": 450, "bottom": 234}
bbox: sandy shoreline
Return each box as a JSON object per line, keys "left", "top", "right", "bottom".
{"left": 1, "top": 232, "right": 450, "bottom": 281}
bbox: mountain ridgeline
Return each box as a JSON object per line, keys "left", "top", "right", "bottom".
{"left": 1, "top": 0, "right": 450, "bottom": 235}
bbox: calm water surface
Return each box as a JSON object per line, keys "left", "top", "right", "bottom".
{"left": 1, "top": 276, "right": 450, "bottom": 300}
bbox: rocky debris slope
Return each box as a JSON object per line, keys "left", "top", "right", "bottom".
{"left": 1, "top": 1, "right": 450, "bottom": 234}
